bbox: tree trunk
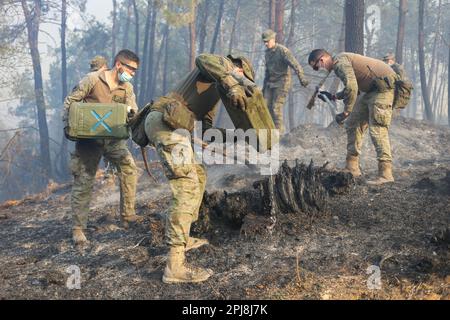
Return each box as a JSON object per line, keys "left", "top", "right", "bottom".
{"left": 112, "top": 0, "right": 117, "bottom": 59}
{"left": 228, "top": 0, "right": 241, "bottom": 54}
{"left": 344, "top": 0, "right": 364, "bottom": 54}
{"left": 269, "top": 0, "right": 276, "bottom": 30}
{"left": 275, "top": 0, "right": 285, "bottom": 44}
{"left": 418, "top": 0, "right": 433, "bottom": 121}
{"left": 150, "top": 24, "right": 169, "bottom": 99}
{"left": 131, "top": 0, "right": 139, "bottom": 90}
{"left": 145, "top": 4, "right": 158, "bottom": 102}
{"left": 122, "top": 0, "right": 132, "bottom": 49}
{"left": 330, "top": 10, "right": 346, "bottom": 94}
{"left": 60, "top": 0, "right": 69, "bottom": 178}
{"left": 198, "top": 1, "right": 209, "bottom": 53}
{"left": 21, "top": 0, "right": 51, "bottom": 182}
{"left": 410, "top": 45, "right": 418, "bottom": 119}
{"left": 287, "top": 0, "right": 297, "bottom": 131}
{"left": 395, "top": 0, "right": 407, "bottom": 64}
{"left": 138, "top": 0, "right": 152, "bottom": 106}
{"left": 189, "top": 6, "right": 196, "bottom": 71}
{"left": 448, "top": 45, "right": 450, "bottom": 126}
{"left": 163, "top": 26, "right": 170, "bottom": 94}
{"left": 210, "top": 0, "right": 225, "bottom": 54}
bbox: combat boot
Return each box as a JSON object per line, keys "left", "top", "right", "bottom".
{"left": 162, "top": 246, "right": 213, "bottom": 284}
{"left": 120, "top": 214, "right": 144, "bottom": 229}
{"left": 72, "top": 227, "right": 88, "bottom": 245}
{"left": 344, "top": 155, "right": 362, "bottom": 177}
{"left": 185, "top": 237, "right": 209, "bottom": 252}
{"left": 367, "top": 161, "right": 394, "bottom": 185}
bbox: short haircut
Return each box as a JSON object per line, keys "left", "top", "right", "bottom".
{"left": 114, "top": 49, "right": 140, "bottom": 65}
{"left": 308, "top": 49, "right": 330, "bottom": 65}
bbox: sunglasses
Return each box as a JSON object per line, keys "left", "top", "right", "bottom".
{"left": 119, "top": 61, "right": 138, "bottom": 72}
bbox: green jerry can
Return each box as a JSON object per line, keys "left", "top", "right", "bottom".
{"left": 67, "top": 102, "right": 129, "bottom": 140}
{"left": 221, "top": 88, "right": 279, "bottom": 153}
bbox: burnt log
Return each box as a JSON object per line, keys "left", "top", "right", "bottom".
{"left": 192, "top": 160, "right": 354, "bottom": 235}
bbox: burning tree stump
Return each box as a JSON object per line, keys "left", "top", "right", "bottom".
{"left": 192, "top": 160, "right": 355, "bottom": 237}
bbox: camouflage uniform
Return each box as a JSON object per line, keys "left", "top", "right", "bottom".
{"left": 333, "top": 52, "right": 397, "bottom": 163}
{"left": 63, "top": 70, "right": 138, "bottom": 230}
{"left": 263, "top": 43, "right": 307, "bottom": 134}
{"left": 145, "top": 53, "right": 254, "bottom": 247}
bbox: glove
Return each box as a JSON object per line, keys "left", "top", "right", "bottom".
{"left": 300, "top": 78, "right": 310, "bottom": 88}
{"left": 127, "top": 107, "right": 136, "bottom": 121}
{"left": 231, "top": 69, "right": 257, "bottom": 97}
{"left": 335, "top": 112, "right": 349, "bottom": 125}
{"left": 227, "top": 86, "right": 247, "bottom": 111}
{"left": 243, "top": 84, "right": 256, "bottom": 97}
{"left": 318, "top": 91, "right": 336, "bottom": 102}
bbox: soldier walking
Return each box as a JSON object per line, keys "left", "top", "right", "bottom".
{"left": 262, "top": 29, "right": 309, "bottom": 134}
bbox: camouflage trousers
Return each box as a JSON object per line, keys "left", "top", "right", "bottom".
{"left": 70, "top": 139, "right": 137, "bottom": 229}
{"left": 264, "top": 86, "right": 289, "bottom": 135}
{"left": 144, "top": 111, "right": 206, "bottom": 248}
{"left": 345, "top": 89, "right": 395, "bottom": 162}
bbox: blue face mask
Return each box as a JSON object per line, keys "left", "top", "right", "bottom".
{"left": 118, "top": 69, "right": 133, "bottom": 83}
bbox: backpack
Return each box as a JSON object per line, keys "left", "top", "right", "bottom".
{"left": 128, "top": 102, "right": 153, "bottom": 147}
{"left": 393, "top": 78, "right": 413, "bottom": 109}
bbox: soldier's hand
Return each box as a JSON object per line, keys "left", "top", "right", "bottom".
{"left": 227, "top": 86, "right": 247, "bottom": 111}
{"left": 127, "top": 107, "right": 136, "bottom": 121}
{"left": 244, "top": 85, "right": 256, "bottom": 97}
{"left": 335, "top": 111, "right": 349, "bottom": 125}
{"left": 300, "top": 78, "right": 310, "bottom": 88}
{"left": 318, "top": 91, "right": 336, "bottom": 102}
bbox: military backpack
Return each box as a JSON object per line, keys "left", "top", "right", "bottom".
{"left": 393, "top": 78, "right": 414, "bottom": 109}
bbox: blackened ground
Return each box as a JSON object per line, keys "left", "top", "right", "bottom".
{"left": 0, "top": 117, "right": 449, "bottom": 299}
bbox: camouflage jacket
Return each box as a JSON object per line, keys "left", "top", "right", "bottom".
{"left": 332, "top": 52, "right": 396, "bottom": 113}
{"left": 263, "top": 44, "right": 306, "bottom": 90}
{"left": 63, "top": 70, "right": 137, "bottom": 126}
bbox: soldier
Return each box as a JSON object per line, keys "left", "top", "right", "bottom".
{"left": 382, "top": 53, "right": 407, "bottom": 80}
{"left": 262, "top": 29, "right": 309, "bottom": 134}
{"left": 63, "top": 49, "right": 142, "bottom": 245}
{"left": 144, "top": 53, "right": 258, "bottom": 284}
{"left": 89, "top": 55, "right": 108, "bottom": 73}
{"left": 308, "top": 49, "right": 398, "bottom": 185}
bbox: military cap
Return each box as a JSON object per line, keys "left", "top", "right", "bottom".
{"left": 90, "top": 55, "right": 108, "bottom": 72}
{"left": 383, "top": 53, "right": 395, "bottom": 62}
{"left": 227, "top": 54, "right": 255, "bottom": 81}
{"left": 262, "top": 29, "right": 276, "bottom": 42}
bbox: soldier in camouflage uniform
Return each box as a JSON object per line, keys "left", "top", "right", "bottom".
{"left": 308, "top": 49, "right": 398, "bottom": 185}
{"left": 145, "top": 53, "right": 257, "bottom": 283}
{"left": 383, "top": 53, "right": 407, "bottom": 80}
{"left": 262, "top": 29, "right": 309, "bottom": 134}
{"left": 63, "top": 50, "right": 141, "bottom": 245}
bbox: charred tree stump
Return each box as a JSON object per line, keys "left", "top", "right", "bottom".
{"left": 192, "top": 160, "right": 354, "bottom": 237}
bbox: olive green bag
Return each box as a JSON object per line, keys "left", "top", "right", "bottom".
{"left": 67, "top": 102, "right": 129, "bottom": 140}
{"left": 162, "top": 98, "right": 196, "bottom": 132}
{"left": 221, "top": 88, "right": 278, "bottom": 153}
{"left": 393, "top": 79, "right": 413, "bottom": 109}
